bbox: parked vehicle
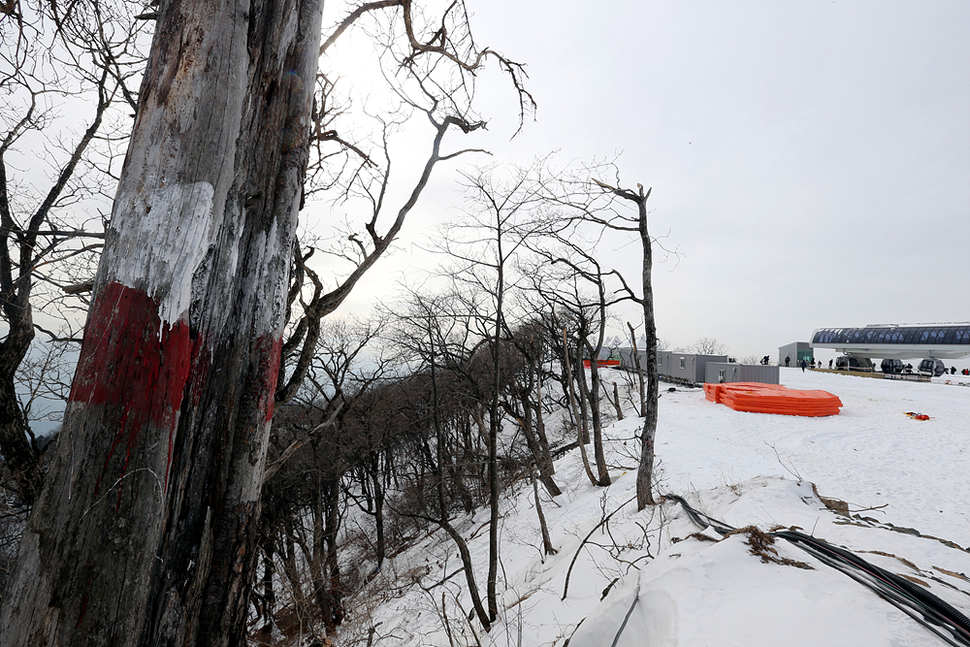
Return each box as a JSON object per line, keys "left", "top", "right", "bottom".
{"left": 918, "top": 358, "right": 946, "bottom": 377}
{"left": 835, "top": 355, "right": 874, "bottom": 371}
{"left": 881, "top": 358, "right": 904, "bottom": 374}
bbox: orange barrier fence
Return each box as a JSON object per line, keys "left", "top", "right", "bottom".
{"left": 582, "top": 359, "right": 621, "bottom": 368}
{"left": 704, "top": 382, "right": 842, "bottom": 417}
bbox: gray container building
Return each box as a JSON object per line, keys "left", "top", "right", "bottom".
{"left": 617, "top": 348, "right": 778, "bottom": 386}
{"left": 660, "top": 351, "right": 728, "bottom": 384}
{"left": 778, "top": 341, "right": 813, "bottom": 368}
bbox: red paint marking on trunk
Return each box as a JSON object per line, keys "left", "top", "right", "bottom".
{"left": 168, "top": 340, "right": 212, "bottom": 489}
{"left": 255, "top": 335, "right": 283, "bottom": 423}
{"left": 71, "top": 282, "right": 202, "bottom": 495}
{"left": 77, "top": 560, "right": 95, "bottom": 626}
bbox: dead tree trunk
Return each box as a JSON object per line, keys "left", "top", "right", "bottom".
{"left": 627, "top": 321, "right": 646, "bottom": 417}
{"left": 312, "top": 477, "right": 343, "bottom": 636}
{"left": 592, "top": 183, "right": 658, "bottom": 509}
{"left": 0, "top": 2, "right": 323, "bottom": 645}
{"left": 632, "top": 187, "right": 659, "bottom": 509}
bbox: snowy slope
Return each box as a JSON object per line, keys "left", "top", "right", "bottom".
{"left": 338, "top": 368, "right": 970, "bottom": 647}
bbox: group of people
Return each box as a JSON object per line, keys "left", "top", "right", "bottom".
{"left": 782, "top": 355, "right": 822, "bottom": 371}
{"left": 777, "top": 354, "right": 969, "bottom": 376}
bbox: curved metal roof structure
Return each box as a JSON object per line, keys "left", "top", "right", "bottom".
{"left": 810, "top": 323, "right": 970, "bottom": 360}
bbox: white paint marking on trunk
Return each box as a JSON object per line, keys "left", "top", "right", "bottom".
{"left": 109, "top": 181, "right": 215, "bottom": 327}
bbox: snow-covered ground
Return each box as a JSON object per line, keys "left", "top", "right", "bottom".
{"left": 338, "top": 368, "right": 970, "bottom": 646}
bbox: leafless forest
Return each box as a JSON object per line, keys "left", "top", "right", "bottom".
{"left": 0, "top": 2, "right": 663, "bottom": 645}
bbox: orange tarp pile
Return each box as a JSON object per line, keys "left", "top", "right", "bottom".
{"left": 704, "top": 382, "right": 842, "bottom": 417}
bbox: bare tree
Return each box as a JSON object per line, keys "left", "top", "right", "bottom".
{"left": 588, "top": 179, "right": 660, "bottom": 509}
{"left": 0, "top": 0, "right": 144, "bottom": 509}
{"left": 692, "top": 336, "right": 728, "bottom": 356}
{"left": 275, "top": 0, "right": 534, "bottom": 405}
{"left": 501, "top": 319, "right": 561, "bottom": 497}
{"left": 536, "top": 159, "right": 668, "bottom": 509}
{"left": 516, "top": 258, "right": 601, "bottom": 485}
{"left": 561, "top": 324, "right": 600, "bottom": 486}
{"left": 434, "top": 161, "right": 557, "bottom": 620}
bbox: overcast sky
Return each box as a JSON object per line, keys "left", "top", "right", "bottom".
{"left": 324, "top": 1, "right": 970, "bottom": 362}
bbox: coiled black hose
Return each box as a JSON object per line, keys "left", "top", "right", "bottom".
{"left": 665, "top": 492, "right": 970, "bottom": 646}
{"left": 774, "top": 529, "right": 970, "bottom": 645}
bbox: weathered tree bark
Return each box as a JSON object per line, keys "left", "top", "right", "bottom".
{"left": 610, "top": 381, "right": 624, "bottom": 421}
{"left": 0, "top": 1, "right": 324, "bottom": 645}
{"left": 627, "top": 321, "right": 646, "bottom": 418}
{"left": 531, "top": 470, "right": 557, "bottom": 557}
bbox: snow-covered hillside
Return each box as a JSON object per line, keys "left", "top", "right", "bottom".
{"left": 336, "top": 369, "right": 970, "bottom": 646}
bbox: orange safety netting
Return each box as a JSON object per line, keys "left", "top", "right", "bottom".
{"left": 582, "top": 360, "right": 621, "bottom": 368}
{"left": 704, "top": 382, "right": 842, "bottom": 417}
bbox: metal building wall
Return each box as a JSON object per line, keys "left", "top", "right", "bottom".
{"left": 667, "top": 352, "right": 696, "bottom": 381}
{"left": 706, "top": 363, "right": 780, "bottom": 384}
{"left": 617, "top": 348, "right": 681, "bottom": 378}
{"left": 694, "top": 354, "right": 729, "bottom": 381}
{"left": 706, "top": 362, "right": 740, "bottom": 384}
{"left": 620, "top": 349, "right": 747, "bottom": 383}
{"left": 740, "top": 363, "right": 780, "bottom": 384}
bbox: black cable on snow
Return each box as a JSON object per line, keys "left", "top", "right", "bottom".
{"left": 664, "top": 492, "right": 970, "bottom": 646}
{"left": 779, "top": 532, "right": 970, "bottom": 647}
{"left": 774, "top": 529, "right": 970, "bottom": 646}
{"left": 610, "top": 582, "right": 641, "bottom": 647}
{"left": 663, "top": 493, "right": 735, "bottom": 535}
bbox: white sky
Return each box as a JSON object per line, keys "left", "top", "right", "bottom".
{"left": 321, "top": 0, "right": 970, "bottom": 362}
